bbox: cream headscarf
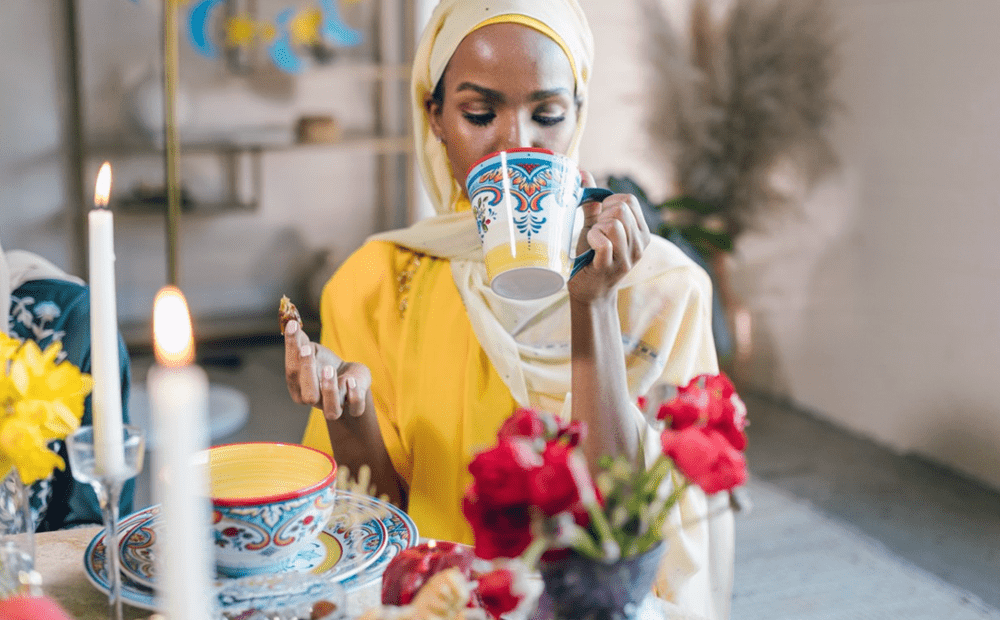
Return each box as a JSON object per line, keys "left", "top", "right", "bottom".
{"left": 1, "top": 239, "right": 84, "bottom": 335}
{"left": 370, "top": 0, "right": 717, "bottom": 411}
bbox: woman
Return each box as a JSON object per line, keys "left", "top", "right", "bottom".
{"left": 284, "top": 1, "right": 733, "bottom": 617}
{"left": 1, "top": 240, "right": 133, "bottom": 531}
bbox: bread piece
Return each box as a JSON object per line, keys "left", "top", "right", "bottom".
{"left": 279, "top": 295, "right": 302, "bottom": 334}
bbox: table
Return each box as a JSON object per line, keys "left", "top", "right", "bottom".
{"left": 34, "top": 528, "right": 381, "bottom": 620}
{"left": 34, "top": 530, "right": 694, "bottom": 620}
{"left": 34, "top": 527, "right": 144, "bottom": 620}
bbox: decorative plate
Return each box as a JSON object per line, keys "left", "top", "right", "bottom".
{"left": 333, "top": 491, "right": 419, "bottom": 593}
{"left": 117, "top": 492, "right": 389, "bottom": 590}
{"left": 84, "top": 491, "right": 419, "bottom": 612}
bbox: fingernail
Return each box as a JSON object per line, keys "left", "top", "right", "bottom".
{"left": 323, "top": 365, "right": 335, "bottom": 380}
{"left": 286, "top": 320, "right": 298, "bottom": 334}
{"left": 300, "top": 345, "right": 312, "bottom": 357}
{"left": 347, "top": 377, "right": 357, "bottom": 389}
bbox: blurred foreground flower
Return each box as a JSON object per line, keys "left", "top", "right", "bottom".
{"left": 0, "top": 332, "right": 92, "bottom": 485}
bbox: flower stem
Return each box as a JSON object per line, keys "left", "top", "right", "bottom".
{"left": 520, "top": 535, "right": 552, "bottom": 570}
{"left": 565, "top": 524, "right": 605, "bottom": 560}
{"left": 584, "top": 500, "right": 619, "bottom": 560}
{"left": 642, "top": 456, "right": 674, "bottom": 497}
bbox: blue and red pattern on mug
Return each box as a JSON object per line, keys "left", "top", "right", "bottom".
{"left": 465, "top": 148, "right": 611, "bottom": 300}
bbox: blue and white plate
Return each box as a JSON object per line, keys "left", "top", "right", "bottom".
{"left": 336, "top": 491, "right": 418, "bottom": 593}
{"left": 117, "top": 492, "right": 389, "bottom": 590}
{"left": 83, "top": 491, "right": 418, "bottom": 612}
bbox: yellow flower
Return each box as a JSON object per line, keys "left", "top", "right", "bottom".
{"left": 0, "top": 413, "right": 65, "bottom": 485}
{"left": 1, "top": 331, "right": 92, "bottom": 485}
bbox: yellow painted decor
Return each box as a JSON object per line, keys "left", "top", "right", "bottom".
{"left": 208, "top": 442, "right": 336, "bottom": 501}
{"left": 484, "top": 242, "right": 569, "bottom": 282}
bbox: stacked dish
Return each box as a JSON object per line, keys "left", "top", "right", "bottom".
{"left": 82, "top": 443, "right": 418, "bottom": 617}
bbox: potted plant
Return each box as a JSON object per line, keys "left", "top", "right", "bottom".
{"left": 463, "top": 373, "right": 749, "bottom": 620}
{"left": 636, "top": 0, "right": 842, "bottom": 371}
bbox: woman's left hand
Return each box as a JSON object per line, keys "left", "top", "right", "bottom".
{"left": 570, "top": 170, "right": 651, "bottom": 302}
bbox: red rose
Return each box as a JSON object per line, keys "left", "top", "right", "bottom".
{"left": 706, "top": 392, "right": 748, "bottom": 451}
{"left": 529, "top": 441, "right": 580, "bottom": 516}
{"left": 468, "top": 440, "right": 534, "bottom": 507}
{"left": 701, "top": 373, "right": 736, "bottom": 400}
{"left": 497, "top": 408, "right": 547, "bottom": 440}
{"left": 462, "top": 493, "right": 534, "bottom": 560}
{"left": 659, "top": 374, "right": 748, "bottom": 451}
{"left": 477, "top": 568, "right": 524, "bottom": 619}
{"left": 656, "top": 388, "right": 709, "bottom": 428}
{"left": 661, "top": 427, "right": 748, "bottom": 494}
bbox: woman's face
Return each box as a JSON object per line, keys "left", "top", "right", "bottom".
{"left": 427, "top": 23, "right": 579, "bottom": 194}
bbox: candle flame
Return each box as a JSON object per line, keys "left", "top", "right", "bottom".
{"left": 94, "top": 162, "right": 112, "bottom": 208}
{"left": 152, "top": 286, "right": 195, "bottom": 367}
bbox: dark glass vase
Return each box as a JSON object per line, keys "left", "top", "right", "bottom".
{"left": 533, "top": 542, "right": 664, "bottom": 620}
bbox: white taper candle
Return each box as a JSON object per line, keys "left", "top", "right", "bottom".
{"left": 89, "top": 162, "right": 126, "bottom": 477}
{"left": 150, "top": 286, "right": 213, "bottom": 620}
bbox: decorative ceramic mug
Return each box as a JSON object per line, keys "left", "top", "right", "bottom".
{"left": 465, "top": 148, "right": 612, "bottom": 300}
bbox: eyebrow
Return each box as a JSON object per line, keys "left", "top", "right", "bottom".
{"left": 454, "top": 82, "right": 573, "bottom": 103}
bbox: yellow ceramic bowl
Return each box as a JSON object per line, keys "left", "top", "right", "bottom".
{"left": 208, "top": 442, "right": 337, "bottom": 577}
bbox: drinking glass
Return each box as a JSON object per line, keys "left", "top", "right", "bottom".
{"left": 67, "top": 425, "right": 145, "bottom": 620}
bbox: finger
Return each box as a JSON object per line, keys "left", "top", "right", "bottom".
{"left": 601, "top": 196, "right": 645, "bottom": 265}
{"left": 341, "top": 363, "right": 372, "bottom": 417}
{"left": 298, "top": 343, "right": 321, "bottom": 406}
{"left": 579, "top": 198, "right": 603, "bottom": 226}
{"left": 586, "top": 225, "right": 615, "bottom": 269}
{"left": 320, "top": 364, "right": 343, "bottom": 419}
{"left": 285, "top": 321, "right": 309, "bottom": 403}
{"left": 592, "top": 217, "right": 629, "bottom": 269}
{"left": 342, "top": 376, "right": 364, "bottom": 417}
{"left": 580, "top": 170, "right": 597, "bottom": 189}
{"left": 624, "top": 194, "right": 651, "bottom": 243}
{"left": 623, "top": 196, "right": 651, "bottom": 265}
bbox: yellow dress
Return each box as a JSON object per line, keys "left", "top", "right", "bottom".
{"left": 302, "top": 240, "right": 517, "bottom": 544}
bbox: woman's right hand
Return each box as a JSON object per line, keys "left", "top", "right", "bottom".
{"left": 284, "top": 320, "right": 372, "bottom": 420}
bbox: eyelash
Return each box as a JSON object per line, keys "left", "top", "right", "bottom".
{"left": 462, "top": 113, "right": 566, "bottom": 127}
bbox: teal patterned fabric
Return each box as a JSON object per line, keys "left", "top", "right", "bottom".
{"left": 7, "top": 278, "right": 134, "bottom": 531}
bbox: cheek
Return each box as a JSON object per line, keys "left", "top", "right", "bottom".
{"left": 445, "top": 120, "right": 496, "bottom": 188}
{"left": 551, "top": 111, "right": 580, "bottom": 152}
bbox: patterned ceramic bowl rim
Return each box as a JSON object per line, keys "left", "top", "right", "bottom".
{"left": 465, "top": 147, "right": 557, "bottom": 180}
{"left": 209, "top": 442, "right": 337, "bottom": 508}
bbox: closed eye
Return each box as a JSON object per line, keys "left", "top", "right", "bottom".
{"left": 464, "top": 112, "right": 495, "bottom": 126}
{"left": 533, "top": 115, "right": 565, "bottom": 127}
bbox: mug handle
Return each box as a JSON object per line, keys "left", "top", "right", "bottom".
{"left": 569, "top": 188, "right": 615, "bottom": 279}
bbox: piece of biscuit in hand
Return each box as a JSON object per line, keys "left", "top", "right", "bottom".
{"left": 279, "top": 295, "right": 302, "bottom": 334}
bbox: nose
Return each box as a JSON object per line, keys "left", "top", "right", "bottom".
{"left": 496, "top": 111, "right": 535, "bottom": 151}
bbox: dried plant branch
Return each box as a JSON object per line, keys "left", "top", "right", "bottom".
{"left": 644, "top": 0, "right": 842, "bottom": 238}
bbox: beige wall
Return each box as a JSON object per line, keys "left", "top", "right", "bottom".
{"left": 3, "top": 0, "right": 998, "bottom": 489}
{"left": 578, "top": 0, "right": 1000, "bottom": 490}
{"left": 729, "top": 0, "right": 1000, "bottom": 489}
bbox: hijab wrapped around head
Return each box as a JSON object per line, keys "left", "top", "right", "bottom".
{"left": 416, "top": 0, "right": 594, "bottom": 215}
{"left": 371, "top": 0, "right": 717, "bottom": 411}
